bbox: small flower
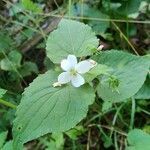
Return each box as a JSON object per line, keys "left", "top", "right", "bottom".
{"left": 97, "top": 45, "right": 104, "bottom": 51}
{"left": 57, "top": 55, "right": 97, "bottom": 87}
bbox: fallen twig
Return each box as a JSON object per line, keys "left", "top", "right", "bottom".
{"left": 19, "top": 17, "right": 61, "bottom": 53}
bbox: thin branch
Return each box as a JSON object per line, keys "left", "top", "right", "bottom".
{"left": 86, "top": 128, "right": 91, "bottom": 150}
{"left": 138, "top": 107, "right": 150, "bottom": 115}
{"left": 88, "top": 124, "right": 127, "bottom": 136}
{"left": 0, "top": 98, "right": 17, "bottom": 109}
{"left": 40, "top": 14, "right": 150, "bottom": 24}
{"left": 111, "top": 21, "right": 139, "bottom": 56}
{"left": 19, "top": 18, "right": 61, "bottom": 53}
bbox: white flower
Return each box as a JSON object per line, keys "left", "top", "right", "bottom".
{"left": 57, "top": 55, "right": 97, "bottom": 87}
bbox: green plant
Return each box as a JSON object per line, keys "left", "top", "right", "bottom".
{"left": 11, "top": 19, "right": 150, "bottom": 149}
{"left": 0, "top": 0, "right": 150, "bottom": 149}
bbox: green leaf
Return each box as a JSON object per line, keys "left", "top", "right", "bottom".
{"left": 19, "top": 61, "right": 38, "bottom": 77}
{"left": 9, "top": 3, "right": 24, "bottom": 16}
{"left": 68, "top": 3, "right": 109, "bottom": 34}
{"left": 135, "top": 77, "right": 150, "bottom": 99}
{"left": 0, "top": 131, "right": 8, "bottom": 149}
{"left": 46, "top": 19, "right": 99, "bottom": 63}
{"left": 51, "top": 133, "right": 64, "bottom": 150}
{"left": 126, "top": 129, "right": 150, "bottom": 150}
{"left": 1, "top": 141, "right": 13, "bottom": 150}
{"left": 102, "top": 0, "right": 142, "bottom": 18}
{"left": 22, "top": 0, "right": 42, "bottom": 13}
{"left": 13, "top": 70, "right": 95, "bottom": 149}
{"left": 102, "top": 101, "right": 112, "bottom": 112}
{"left": 84, "top": 64, "right": 111, "bottom": 82}
{"left": 0, "top": 88, "right": 7, "bottom": 98}
{"left": 93, "top": 50, "right": 150, "bottom": 102}
{"left": 0, "top": 51, "right": 22, "bottom": 71}
{"left": 87, "top": 9, "right": 109, "bottom": 34}
{"left": 0, "top": 33, "right": 14, "bottom": 55}
{"left": 45, "top": 133, "right": 64, "bottom": 150}
{"left": 143, "top": 125, "right": 150, "bottom": 134}
{"left": 65, "top": 125, "right": 85, "bottom": 140}
{"left": 117, "top": 0, "right": 142, "bottom": 16}
{"left": 102, "top": 1, "right": 121, "bottom": 11}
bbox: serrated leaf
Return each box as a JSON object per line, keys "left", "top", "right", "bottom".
{"left": 46, "top": 19, "right": 99, "bottom": 63}
{"left": 0, "top": 131, "right": 8, "bottom": 149}
{"left": 126, "top": 129, "right": 150, "bottom": 150}
{"left": 93, "top": 50, "right": 150, "bottom": 102}
{"left": 13, "top": 70, "right": 95, "bottom": 149}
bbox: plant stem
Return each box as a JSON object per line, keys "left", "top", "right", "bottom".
{"left": 114, "top": 132, "right": 119, "bottom": 150}
{"left": 81, "top": 0, "right": 84, "bottom": 17}
{"left": 88, "top": 124, "right": 127, "bottom": 136}
{"left": 68, "top": 0, "right": 72, "bottom": 18}
{"left": 138, "top": 107, "right": 150, "bottom": 115}
{"left": 111, "top": 21, "right": 139, "bottom": 56}
{"left": 130, "top": 97, "right": 136, "bottom": 130}
{"left": 0, "top": 98, "right": 17, "bottom": 109}
{"left": 110, "top": 103, "right": 125, "bottom": 137}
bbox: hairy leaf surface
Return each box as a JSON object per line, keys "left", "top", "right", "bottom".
{"left": 46, "top": 19, "right": 99, "bottom": 63}
{"left": 13, "top": 70, "right": 95, "bottom": 149}
{"left": 93, "top": 50, "right": 150, "bottom": 102}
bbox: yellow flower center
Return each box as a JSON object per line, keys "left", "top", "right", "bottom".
{"left": 70, "top": 68, "right": 77, "bottom": 76}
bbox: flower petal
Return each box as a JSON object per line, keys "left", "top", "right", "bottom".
{"left": 61, "top": 59, "right": 72, "bottom": 71}
{"left": 97, "top": 45, "right": 104, "bottom": 51}
{"left": 67, "top": 55, "right": 77, "bottom": 67}
{"left": 58, "top": 72, "right": 71, "bottom": 84}
{"left": 76, "top": 60, "right": 93, "bottom": 74}
{"left": 71, "top": 74, "right": 85, "bottom": 87}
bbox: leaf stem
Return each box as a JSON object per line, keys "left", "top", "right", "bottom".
{"left": 130, "top": 97, "right": 136, "bottom": 130}
{"left": 0, "top": 98, "right": 17, "bottom": 109}
{"left": 138, "top": 107, "right": 150, "bottom": 115}
{"left": 68, "top": 0, "right": 72, "bottom": 18}
{"left": 114, "top": 132, "right": 119, "bottom": 150}
{"left": 110, "top": 103, "right": 125, "bottom": 137}
{"left": 81, "top": 0, "right": 84, "bottom": 17}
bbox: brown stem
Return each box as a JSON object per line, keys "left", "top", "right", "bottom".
{"left": 19, "top": 17, "right": 61, "bottom": 53}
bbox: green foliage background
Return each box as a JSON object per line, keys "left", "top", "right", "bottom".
{"left": 0, "top": 0, "right": 150, "bottom": 149}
